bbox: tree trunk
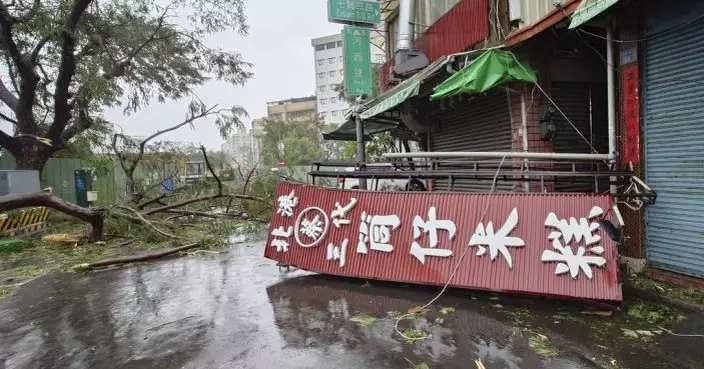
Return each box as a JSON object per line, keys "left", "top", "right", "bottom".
{"left": 14, "top": 141, "right": 52, "bottom": 170}
{"left": 0, "top": 192, "right": 105, "bottom": 241}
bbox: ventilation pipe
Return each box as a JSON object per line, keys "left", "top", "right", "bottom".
{"left": 395, "top": 0, "right": 428, "bottom": 74}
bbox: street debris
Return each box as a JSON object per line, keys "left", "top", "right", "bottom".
{"left": 72, "top": 242, "right": 201, "bottom": 270}
{"left": 350, "top": 314, "right": 377, "bottom": 327}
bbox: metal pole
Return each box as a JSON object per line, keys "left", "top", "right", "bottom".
{"left": 383, "top": 151, "right": 614, "bottom": 161}
{"left": 606, "top": 25, "right": 618, "bottom": 194}
{"left": 520, "top": 90, "right": 530, "bottom": 192}
{"left": 355, "top": 114, "right": 367, "bottom": 190}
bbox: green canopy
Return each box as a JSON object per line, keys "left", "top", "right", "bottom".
{"left": 569, "top": 0, "right": 618, "bottom": 29}
{"left": 430, "top": 49, "right": 537, "bottom": 100}
{"left": 360, "top": 56, "right": 451, "bottom": 120}
{"left": 322, "top": 118, "right": 397, "bottom": 141}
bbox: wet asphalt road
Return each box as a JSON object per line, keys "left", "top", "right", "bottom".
{"left": 1, "top": 238, "right": 703, "bottom": 369}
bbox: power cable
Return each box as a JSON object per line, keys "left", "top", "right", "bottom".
{"left": 577, "top": 13, "right": 704, "bottom": 44}
{"left": 394, "top": 152, "right": 508, "bottom": 342}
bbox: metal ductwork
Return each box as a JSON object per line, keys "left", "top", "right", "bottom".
{"left": 394, "top": 0, "right": 429, "bottom": 75}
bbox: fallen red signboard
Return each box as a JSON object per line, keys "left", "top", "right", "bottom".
{"left": 264, "top": 183, "right": 622, "bottom": 301}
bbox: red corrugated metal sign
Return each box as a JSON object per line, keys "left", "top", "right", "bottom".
{"left": 264, "top": 183, "right": 622, "bottom": 301}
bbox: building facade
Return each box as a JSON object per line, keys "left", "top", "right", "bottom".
{"left": 312, "top": 33, "right": 386, "bottom": 125}
{"left": 266, "top": 96, "right": 317, "bottom": 122}
{"left": 323, "top": 0, "right": 704, "bottom": 283}
{"left": 221, "top": 127, "right": 260, "bottom": 174}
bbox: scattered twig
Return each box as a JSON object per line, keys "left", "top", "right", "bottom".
{"left": 115, "top": 205, "right": 184, "bottom": 239}
{"left": 146, "top": 315, "right": 197, "bottom": 332}
{"left": 73, "top": 242, "right": 201, "bottom": 270}
{"left": 475, "top": 358, "right": 486, "bottom": 369}
{"left": 658, "top": 326, "right": 704, "bottom": 338}
{"left": 241, "top": 164, "right": 257, "bottom": 195}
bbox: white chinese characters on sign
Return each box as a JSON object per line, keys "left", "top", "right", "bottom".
{"left": 270, "top": 226, "right": 293, "bottom": 253}
{"left": 327, "top": 239, "right": 349, "bottom": 267}
{"left": 541, "top": 206, "right": 607, "bottom": 279}
{"left": 357, "top": 212, "right": 401, "bottom": 254}
{"left": 332, "top": 198, "right": 357, "bottom": 228}
{"left": 468, "top": 208, "right": 525, "bottom": 269}
{"left": 410, "top": 207, "right": 456, "bottom": 264}
{"left": 276, "top": 190, "right": 299, "bottom": 217}
{"left": 294, "top": 207, "right": 330, "bottom": 248}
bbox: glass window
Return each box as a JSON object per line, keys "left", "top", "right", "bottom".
{"left": 320, "top": 112, "right": 327, "bottom": 118}
{"left": 320, "top": 99, "right": 328, "bottom": 105}
{"left": 329, "top": 71, "right": 336, "bottom": 77}
{"left": 339, "top": 69, "right": 344, "bottom": 76}
{"left": 315, "top": 44, "right": 325, "bottom": 51}
{"left": 326, "top": 42, "right": 336, "bottom": 49}
{"left": 318, "top": 72, "right": 325, "bottom": 79}
{"left": 317, "top": 59, "right": 324, "bottom": 66}
{"left": 319, "top": 85, "right": 326, "bottom": 92}
{"left": 339, "top": 56, "right": 344, "bottom": 62}
{"left": 328, "top": 57, "right": 335, "bottom": 64}
{"left": 332, "top": 111, "right": 338, "bottom": 117}
{"left": 336, "top": 41, "right": 342, "bottom": 47}
{"left": 331, "top": 97, "right": 338, "bottom": 104}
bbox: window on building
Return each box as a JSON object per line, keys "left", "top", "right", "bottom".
{"left": 331, "top": 97, "right": 338, "bottom": 104}
{"left": 320, "top": 99, "right": 328, "bottom": 105}
{"left": 320, "top": 112, "right": 328, "bottom": 119}
{"left": 319, "top": 85, "right": 326, "bottom": 92}
{"left": 339, "top": 56, "right": 344, "bottom": 62}
{"left": 329, "top": 71, "right": 336, "bottom": 77}
{"left": 315, "top": 44, "right": 325, "bottom": 51}
{"left": 318, "top": 72, "right": 325, "bottom": 79}
{"left": 339, "top": 69, "right": 344, "bottom": 76}
{"left": 326, "top": 42, "right": 336, "bottom": 49}
{"left": 328, "top": 57, "right": 335, "bottom": 64}
{"left": 332, "top": 111, "right": 338, "bottom": 117}
{"left": 317, "top": 59, "right": 324, "bottom": 66}
{"left": 336, "top": 41, "right": 342, "bottom": 47}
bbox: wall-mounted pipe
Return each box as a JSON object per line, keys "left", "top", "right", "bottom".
{"left": 382, "top": 151, "right": 616, "bottom": 161}
{"left": 396, "top": 0, "right": 416, "bottom": 53}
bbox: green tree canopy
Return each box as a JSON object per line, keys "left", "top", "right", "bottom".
{"left": 260, "top": 118, "right": 337, "bottom": 167}
{"left": 0, "top": 0, "right": 251, "bottom": 169}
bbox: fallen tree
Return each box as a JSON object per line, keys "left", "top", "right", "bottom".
{"left": 73, "top": 242, "right": 201, "bottom": 270}
{"left": 0, "top": 192, "right": 105, "bottom": 241}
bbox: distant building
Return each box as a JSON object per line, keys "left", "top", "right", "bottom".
{"left": 311, "top": 32, "right": 386, "bottom": 125}
{"left": 222, "top": 127, "right": 260, "bottom": 174}
{"left": 266, "top": 96, "right": 317, "bottom": 122}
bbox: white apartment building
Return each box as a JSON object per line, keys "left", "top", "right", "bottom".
{"left": 312, "top": 33, "right": 385, "bottom": 125}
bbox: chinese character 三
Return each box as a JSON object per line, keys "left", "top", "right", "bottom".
{"left": 541, "top": 206, "right": 607, "bottom": 279}
{"left": 410, "top": 206, "right": 456, "bottom": 264}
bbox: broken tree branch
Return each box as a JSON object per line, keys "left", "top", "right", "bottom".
{"left": 242, "top": 164, "right": 257, "bottom": 195}
{"left": 115, "top": 204, "right": 184, "bottom": 239}
{"left": 0, "top": 192, "right": 104, "bottom": 241}
{"left": 142, "top": 193, "right": 264, "bottom": 216}
{"left": 73, "top": 242, "right": 201, "bottom": 270}
{"left": 200, "top": 145, "right": 222, "bottom": 195}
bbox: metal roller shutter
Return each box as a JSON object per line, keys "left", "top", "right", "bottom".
{"left": 644, "top": 12, "right": 704, "bottom": 277}
{"left": 431, "top": 91, "right": 513, "bottom": 192}
{"left": 551, "top": 82, "right": 609, "bottom": 192}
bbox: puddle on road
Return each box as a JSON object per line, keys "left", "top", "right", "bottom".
{"left": 0, "top": 243, "right": 702, "bottom": 369}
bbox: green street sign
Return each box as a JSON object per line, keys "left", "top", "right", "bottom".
{"left": 342, "top": 26, "right": 372, "bottom": 97}
{"left": 328, "top": 0, "right": 381, "bottom": 26}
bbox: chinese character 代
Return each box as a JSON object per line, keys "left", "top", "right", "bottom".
{"left": 468, "top": 208, "right": 525, "bottom": 269}
{"left": 410, "top": 206, "right": 456, "bottom": 264}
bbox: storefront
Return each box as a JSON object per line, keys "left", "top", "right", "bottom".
{"left": 642, "top": 1, "right": 704, "bottom": 277}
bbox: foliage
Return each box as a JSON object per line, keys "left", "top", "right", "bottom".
{"left": 401, "top": 328, "right": 431, "bottom": 343}
{"left": 0, "top": 0, "right": 251, "bottom": 169}
{"left": 528, "top": 333, "right": 559, "bottom": 359}
{"left": 439, "top": 306, "right": 455, "bottom": 315}
{"left": 626, "top": 302, "right": 683, "bottom": 325}
{"left": 260, "top": 117, "right": 335, "bottom": 167}
{"left": 350, "top": 314, "right": 377, "bottom": 327}
{"left": 341, "top": 131, "right": 399, "bottom": 160}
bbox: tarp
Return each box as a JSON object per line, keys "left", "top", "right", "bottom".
{"left": 569, "top": 0, "right": 618, "bottom": 29}
{"left": 359, "top": 56, "right": 451, "bottom": 120}
{"left": 430, "top": 49, "right": 537, "bottom": 100}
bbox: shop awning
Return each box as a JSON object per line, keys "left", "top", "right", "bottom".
{"left": 430, "top": 49, "right": 537, "bottom": 100}
{"left": 569, "top": 0, "right": 618, "bottom": 29}
{"left": 359, "top": 56, "right": 451, "bottom": 120}
{"left": 322, "top": 118, "right": 396, "bottom": 141}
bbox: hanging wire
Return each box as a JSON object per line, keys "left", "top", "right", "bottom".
{"left": 394, "top": 152, "right": 509, "bottom": 342}
{"left": 577, "top": 13, "right": 704, "bottom": 43}
{"left": 507, "top": 51, "right": 601, "bottom": 156}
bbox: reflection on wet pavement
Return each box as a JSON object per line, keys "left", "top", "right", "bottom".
{"left": 0, "top": 241, "right": 701, "bottom": 368}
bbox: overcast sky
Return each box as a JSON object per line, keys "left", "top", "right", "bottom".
{"left": 104, "top": 0, "right": 343, "bottom": 150}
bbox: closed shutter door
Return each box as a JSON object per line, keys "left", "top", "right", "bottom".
{"left": 431, "top": 91, "right": 513, "bottom": 192}
{"left": 644, "top": 15, "right": 704, "bottom": 277}
{"left": 551, "top": 82, "right": 609, "bottom": 192}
